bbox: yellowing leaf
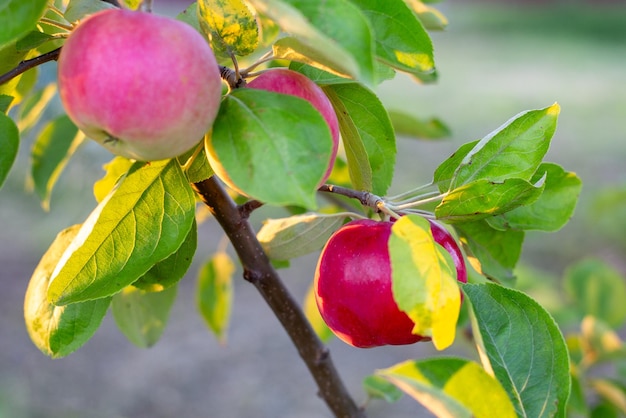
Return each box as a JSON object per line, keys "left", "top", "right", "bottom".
{"left": 24, "top": 225, "right": 111, "bottom": 358}
{"left": 376, "top": 358, "right": 517, "bottom": 418}
{"left": 303, "top": 281, "right": 334, "bottom": 343}
{"left": 93, "top": 156, "right": 133, "bottom": 203}
{"left": 389, "top": 215, "right": 460, "bottom": 350}
{"left": 197, "top": 0, "right": 259, "bottom": 57}
{"left": 197, "top": 252, "right": 235, "bottom": 343}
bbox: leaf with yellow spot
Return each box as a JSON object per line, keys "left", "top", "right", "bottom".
{"left": 388, "top": 215, "right": 460, "bottom": 350}
{"left": 197, "top": 0, "right": 259, "bottom": 57}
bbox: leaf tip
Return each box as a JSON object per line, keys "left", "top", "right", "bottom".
{"left": 548, "top": 102, "right": 561, "bottom": 116}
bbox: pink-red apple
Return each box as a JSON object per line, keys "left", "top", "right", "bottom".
{"left": 57, "top": 9, "right": 222, "bottom": 161}
{"left": 314, "top": 218, "right": 467, "bottom": 348}
{"left": 247, "top": 69, "right": 340, "bottom": 185}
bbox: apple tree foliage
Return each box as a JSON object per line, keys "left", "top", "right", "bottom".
{"left": 5, "top": 0, "right": 625, "bottom": 416}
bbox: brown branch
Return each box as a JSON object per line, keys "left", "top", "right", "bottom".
{"left": 220, "top": 65, "right": 246, "bottom": 89}
{"left": 318, "top": 184, "right": 383, "bottom": 212}
{"left": 239, "top": 199, "right": 264, "bottom": 219}
{"left": 192, "top": 177, "right": 365, "bottom": 418}
{"left": 0, "top": 47, "right": 61, "bottom": 86}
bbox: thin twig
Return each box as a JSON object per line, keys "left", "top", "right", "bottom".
{"left": 239, "top": 199, "right": 264, "bottom": 219}
{"left": 318, "top": 184, "right": 384, "bottom": 212}
{"left": 192, "top": 177, "right": 365, "bottom": 418}
{"left": 0, "top": 47, "right": 61, "bottom": 86}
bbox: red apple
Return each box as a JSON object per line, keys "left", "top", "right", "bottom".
{"left": 57, "top": 9, "right": 222, "bottom": 161}
{"left": 314, "top": 218, "right": 467, "bottom": 348}
{"left": 247, "top": 69, "right": 340, "bottom": 185}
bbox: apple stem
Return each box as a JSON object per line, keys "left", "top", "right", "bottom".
{"left": 192, "top": 177, "right": 365, "bottom": 418}
{"left": 240, "top": 51, "right": 276, "bottom": 77}
{"left": 39, "top": 17, "right": 74, "bottom": 32}
{"left": 385, "top": 181, "right": 436, "bottom": 201}
{"left": 389, "top": 191, "right": 449, "bottom": 211}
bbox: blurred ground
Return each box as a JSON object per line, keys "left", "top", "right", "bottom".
{"left": 1, "top": 1, "right": 625, "bottom": 417}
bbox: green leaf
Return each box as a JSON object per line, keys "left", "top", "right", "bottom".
{"left": 0, "top": 112, "right": 19, "bottom": 189}
{"left": 257, "top": 213, "right": 348, "bottom": 260}
{"left": 435, "top": 176, "right": 546, "bottom": 223}
{"left": 197, "top": 0, "right": 259, "bottom": 57}
{"left": 454, "top": 220, "right": 523, "bottom": 285}
{"left": 0, "top": 94, "right": 13, "bottom": 113}
{"left": 133, "top": 220, "right": 198, "bottom": 291}
{"left": 303, "top": 280, "right": 334, "bottom": 343}
{"left": 404, "top": 0, "right": 448, "bottom": 30}
{"left": 92, "top": 156, "right": 134, "bottom": 203}
{"left": 323, "top": 86, "right": 372, "bottom": 192}
{"left": 440, "top": 104, "right": 560, "bottom": 192}
{"left": 7, "top": 63, "right": 38, "bottom": 107}
{"left": 592, "top": 186, "right": 626, "bottom": 251}
{"left": 464, "top": 283, "right": 571, "bottom": 418}
{"left": 0, "top": 0, "right": 48, "bottom": 50}
{"left": 564, "top": 259, "right": 626, "bottom": 328}
{"left": 29, "top": 115, "right": 84, "bottom": 210}
{"left": 248, "top": 0, "right": 376, "bottom": 84}
{"left": 24, "top": 225, "right": 111, "bottom": 358}
{"left": 323, "top": 83, "right": 396, "bottom": 195}
{"left": 289, "top": 61, "right": 355, "bottom": 85}
{"left": 64, "top": 0, "right": 117, "bottom": 24}
{"left": 177, "top": 144, "right": 214, "bottom": 183}
{"left": 486, "top": 163, "right": 582, "bottom": 231}
{"left": 205, "top": 89, "right": 333, "bottom": 208}
{"left": 362, "top": 375, "right": 403, "bottom": 403}
{"left": 111, "top": 284, "right": 178, "bottom": 348}
{"left": 17, "top": 83, "right": 56, "bottom": 133}
{"left": 176, "top": 2, "right": 203, "bottom": 36}
{"left": 376, "top": 358, "right": 517, "bottom": 418}
{"left": 350, "top": 0, "right": 435, "bottom": 79}
{"left": 0, "top": 42, "right": 29, "bottom": 105}
{"left": 433, "top": 140, "right": 478, "bottom": 191}
{"left": 197, "top": 252, "right": 235, "bottom": 343}
{"left": 15, "top": 30, "right": 54, "bottom": 51}
{"left": 389, "top": 215, "right": 460, "bottom": 350}
{"left": 47, "top": 159, "right": 196, "bottom": 305}
{"left": 591, "top": 401, "right": 621, "bottom": 418}
{"left": 388, "top": 109, "right": 450, "bottom": 140}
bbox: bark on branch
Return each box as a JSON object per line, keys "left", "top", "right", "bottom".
{"left": 0, "top": 48, "right": 61, "bottom": 87}
{"left": 192, "top": 177, "right": 365, "bottom": 418}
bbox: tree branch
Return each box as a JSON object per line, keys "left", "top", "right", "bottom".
{"left": 0, "top": 48, "right": 61, "bottom": 86}
{"left": 192, "top": 177, "right": 365, "bottom": 418}
{"left": 318, "top": 184, "right": 384, "bottom": 212}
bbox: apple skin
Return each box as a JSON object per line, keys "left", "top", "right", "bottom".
{"left": 247, "top": 69, "right": 340, "bottom": 185}
{"left": 314, "top": 218, "right": 467, "bottom": 348}
{"left": 57, "top": 9, "right": 222, "bottom": 161}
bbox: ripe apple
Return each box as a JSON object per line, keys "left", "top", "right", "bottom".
{"left": 57, "top": 9, "right": 223, "bottom": 161}
{"left": 247, "top": 69, "right": 340, "bottom": 185}
{"left": 314, "top": 218, "right": 467, "bottom": 348}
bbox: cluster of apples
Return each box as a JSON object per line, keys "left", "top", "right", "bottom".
{"left": 57, "top": 9, "right": 338, "bottom": 174}
{"left": 58, "top": 9, "right": 466, "bottom": 349}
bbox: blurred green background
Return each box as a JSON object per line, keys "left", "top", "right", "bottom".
{"left": 1, "top": 1, "right": 625, "bottom": 417}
